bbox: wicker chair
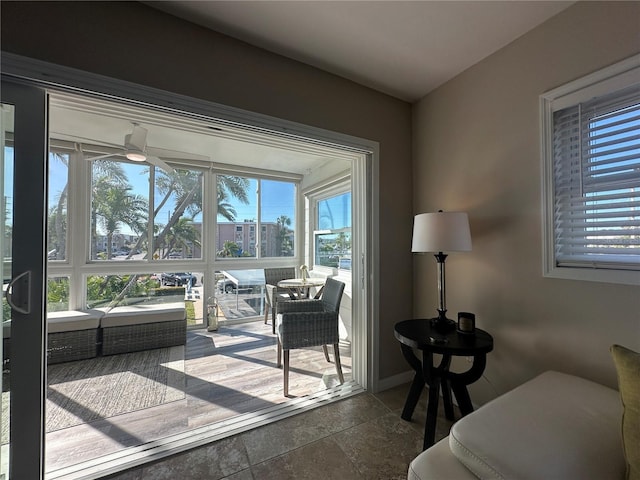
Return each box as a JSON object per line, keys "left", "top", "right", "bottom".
{"left": 275, "top": 277, "right": 345, "bottom": 396}
{"left": 264, "top": 267, "right": 296, "bottom": 333}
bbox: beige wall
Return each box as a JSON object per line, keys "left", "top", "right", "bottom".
{"left": 413, "top": 1, "right": 640, "bottom": 403}
{"left": 1, "top": 1, "right": 413, "bottom": 381}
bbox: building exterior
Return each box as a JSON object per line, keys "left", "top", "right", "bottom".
{"left": 217, "top": 221, "right": 293, "bottom": 257}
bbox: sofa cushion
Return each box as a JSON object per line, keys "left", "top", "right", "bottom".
{"left": 408, "top": 437, "right": 476, "bottom": 480}
{"left": 47, "top": 310, "right": 101, "bottom": 333}
{"left": 449, "top": 370, "right": 625, "bottom": 480}
{"left": 611, "top": 345, "right": 640, "bottom": 480}
{"left": 99, "top": 302, "right": 186, "bottom": 328}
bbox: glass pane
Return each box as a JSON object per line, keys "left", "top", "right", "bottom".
{"left": 216, "top": 175, "right": 254, "bottom": 258}
{"left": 260, "top": 180, "right": 295, "bottom": 258}
{"left": 318, "top": 192, "right": 351, "bottom": 230}
{"left": 215, "top": 269, "right": 265, "bottom": 321}
{"left": 153, "top": 168, "right": 204, "bottom": 260}
{"left": 314, "top": 230, "right": 352, "bottom": 268}
{"left": 86, "top": 273, "right": 167, "bottom": 309}
{"left": 0, "top": 103, "right": 13, "bottom": 479}
{"left": 47, "top": 152, "right": 68, "bottom": 262}
{"left": 46, "top": 277, "right": 69, "bottom": 312}
{"left": 316, "top": 192, "right": 352, "bottom": 270}
{"left": 90, "top": 160, "right": 149, "bottom": 261}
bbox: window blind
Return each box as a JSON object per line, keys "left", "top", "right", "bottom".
{"left": 553, "top": 84, "right": 640, "bottom": 269}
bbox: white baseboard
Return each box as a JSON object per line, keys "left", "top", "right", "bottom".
{"left": 377, "top": 370, "right": 469, "bottom": 408}
{"left": 375, "top": 369, "right": 415, "bottom": 392}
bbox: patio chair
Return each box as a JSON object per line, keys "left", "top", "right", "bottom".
{"left": 264, "top": 267, "right": 296, "bottom": 333}
{"left": 275, "top": 277, "right": 345, "bottom": 396}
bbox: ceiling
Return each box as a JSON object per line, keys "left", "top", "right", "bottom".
{"left": 47, "top": 1, "right": 576, "bottom": 178}
{"left": 147, "top": 1, "right": 575, "bottom": 102}
{"left": 48, "top": 91, "right": 354, "bottom": 177}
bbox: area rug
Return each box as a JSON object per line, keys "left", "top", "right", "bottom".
{"left": 46, "top": 345, "right": 185, "bottom": 432}
{"left": 1, "top": 345, "right": 185, "bottom": 442}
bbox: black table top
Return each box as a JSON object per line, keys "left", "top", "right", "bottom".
{"left": 394, "top": 319, "right": 493, "bottom": 356}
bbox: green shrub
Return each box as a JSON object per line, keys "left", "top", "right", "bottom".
{"left": 185, "top": 301, "right": 196, "bottom": 326}
{"left": 149, "top": 286, "right": 185, "bottom": 297}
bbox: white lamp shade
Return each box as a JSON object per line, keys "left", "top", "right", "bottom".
{"left": 412, "top": 211, "right": 472, "bottom": 253}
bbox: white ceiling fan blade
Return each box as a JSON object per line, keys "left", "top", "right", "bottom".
{"left": 146, "top": 146, "right": 210, "bottom": 162}
{"left": 84, "top": 152, "right": 125, "bottom": 162}
{"left": 145, "top": 155, "right": 176, "bottom": 174}
{"left": 51, "top": 131, "right": 124, "bottom": 149}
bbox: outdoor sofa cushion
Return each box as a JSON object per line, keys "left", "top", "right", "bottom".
{"left": 47, "top": 310, "right": 101, "bottom": 333}
{"left": 99, "top": 302, "right": 186, "bottom": 328}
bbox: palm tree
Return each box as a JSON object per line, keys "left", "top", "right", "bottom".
{"left": 276, "top": 215, "right": 292, "bottom": 256}
{"left": 216, "top": 188, "right": 238, "bottom": 222}
{"left": 50, "top": 153, "right": 129, "bottom": 260}
{"left": 163, "top": 216, "right": 200, "bottom": 258}
{"left": 218, "top": 175, "right": 250, "bottom": 216}
{"left": 152, "top": 172, "right": 250, "bottom": 256}
{"left": 49, "top": 153, "right": 69, "bottom": 260}
{"left": 93, "top": 184, "right": 148, "bottom": 260}
{"left": 89, "top": 158, "right": 129, "bottom": 258}
{"left": 217, "top": 240, "right": 240, "bottom": 258}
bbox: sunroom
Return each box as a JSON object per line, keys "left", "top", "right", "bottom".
{"left": 2, "top": 85, "right": 372, "bottom": 478}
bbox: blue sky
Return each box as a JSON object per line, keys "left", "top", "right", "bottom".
{"left": 44, "top": 156, "right": 298, "bottom": 235}
{"left": 8, "top": 149, "right": 348, "bottom": 236}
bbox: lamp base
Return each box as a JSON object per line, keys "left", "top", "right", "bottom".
{"left": 430, "top": 310, "right": 456, "bottom": 333}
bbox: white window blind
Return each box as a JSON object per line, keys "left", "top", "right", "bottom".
{"left": 553, "top": 84, "right": 640, "bottom": 270}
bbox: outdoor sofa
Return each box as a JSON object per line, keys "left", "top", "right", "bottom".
{"left": 3, "top": 302, "right": 187, "bottom": 366}
{"left": 97, "top": 302, "right": 186, "bottom": 355}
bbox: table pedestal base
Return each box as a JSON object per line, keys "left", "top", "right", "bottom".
{"left": 399, "top": 344, "right": 486, "bottom": 450}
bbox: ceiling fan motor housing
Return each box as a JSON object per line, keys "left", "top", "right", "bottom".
{"left": 125, "top": 125, "right": 147, "bottom": 147}
{"left": 124, "top": 125, "right": 148, "bottom": 161}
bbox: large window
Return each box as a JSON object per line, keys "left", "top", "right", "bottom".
{"left": 89, "top": 160, "right": 205, "bottom": 262}
{"left": 314, "top": 191, "right": 352, "bottom": 270}
{"left": 216, "top": 175, "right": 296, "bottom": 259}
{"left": 541, "top": 55, "right": 640, "bottom": 284}
{"left": 90, "top": 160, "right": 150, "bottom": 261}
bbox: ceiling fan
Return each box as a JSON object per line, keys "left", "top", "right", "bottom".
{"left": 66, "top": 123, "right": 210, "bottom": 173}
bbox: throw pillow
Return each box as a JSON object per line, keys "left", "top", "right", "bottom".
{"left": 611, "top": 344, "right": 640, "bottom": 480}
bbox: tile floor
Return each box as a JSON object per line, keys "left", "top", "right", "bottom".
{"left": 105, "top": 383, "right": 458, "bottom": 480}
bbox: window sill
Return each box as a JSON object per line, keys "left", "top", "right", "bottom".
{"left": 544, "top": 264, "right": 640, "bottom": 286}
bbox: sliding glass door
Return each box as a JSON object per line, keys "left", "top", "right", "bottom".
{"left": 0, "top": 64, "right": 372, "bottom": 477}
{"left": 1, "top": 80, "right": 48, "bottom": 479}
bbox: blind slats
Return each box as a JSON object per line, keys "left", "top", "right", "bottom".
{"left": 553, "top": 82, "right": 640, "bottom": 268}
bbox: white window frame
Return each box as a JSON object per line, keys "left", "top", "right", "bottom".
{"left": 540, "top": 54, "right": 640, "bottom": 285}
{"left": 305, "top": 174, "right": 352, "bottom": 279}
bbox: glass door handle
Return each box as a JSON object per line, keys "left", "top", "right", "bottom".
{"left": 5, "top": 270, "right": 31, "bottom": 315}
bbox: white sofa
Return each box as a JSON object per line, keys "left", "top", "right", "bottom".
{"left": 408, "top": 371, "right": 626, "bottom": 480}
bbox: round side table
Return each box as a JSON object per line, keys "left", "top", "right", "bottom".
{"left": 394, "top": 319, "right": 493, "bottom": 450}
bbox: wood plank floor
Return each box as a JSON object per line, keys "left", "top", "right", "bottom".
{"left": 45, "top": 319, "right": 352, "bottom": 473}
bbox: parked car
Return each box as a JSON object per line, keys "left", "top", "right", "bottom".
{"left": 161, "top": 272, "right": 197, "bottom": 287}
{"left": 217, "top": 278, "right": 237, "bottom": 293}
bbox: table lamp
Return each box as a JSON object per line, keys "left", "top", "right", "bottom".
{"left": 412, "top": 211, "right": 472, "bottom": 331}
